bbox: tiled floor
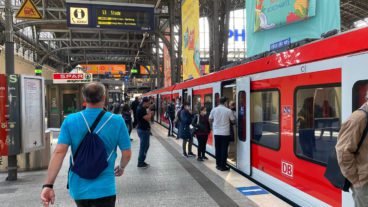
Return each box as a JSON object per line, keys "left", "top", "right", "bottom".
{"left": 0, "top": 124, "right": 287, "bottom": 207}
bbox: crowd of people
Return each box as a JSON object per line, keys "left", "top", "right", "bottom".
{"left": 40, "top": 81, "right": 368, "bottom": 207}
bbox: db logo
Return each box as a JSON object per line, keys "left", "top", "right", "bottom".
{"left": 281, "top": 161, "right": 294, "bottom": 178}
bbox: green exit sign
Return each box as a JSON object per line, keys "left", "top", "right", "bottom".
{"left": 131, "top": 69, "right": 138, "bottom": 74}
{"left": 34, "top": 69, "right": 42, "bottom": 74}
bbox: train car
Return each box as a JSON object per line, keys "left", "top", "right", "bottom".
{"left": 144, "top": 27, "right": 368, "bottom": 207}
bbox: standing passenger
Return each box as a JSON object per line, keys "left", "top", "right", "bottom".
{"left": 167, "top": 99, "right": 176, "bottom": 138}
{"left": 40, "top": 82, "right": 131, "bottom": 207}
{"left": 179, "top": 102, "right": 195, "bottom": 157}
{"left": 136, "top": 97, "right": 154, "bottom": 168}
{"left": 336, "top": 93, "right": 368, "bottom": 207}
{"left": 192, "top": 106, "right": 211, "bottom": 161}
{"left": 131, "top": 97, "right": 140, "bottom": 128}
{"left": 209, "top": 97, "right": 235, "bottom": 171}
{"left": 121, "top": 104, "right": 133, "bottom": 141}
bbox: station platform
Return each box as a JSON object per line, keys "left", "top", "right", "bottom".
{"left": 0, "top": 124, "right": 290, "bottom": 207}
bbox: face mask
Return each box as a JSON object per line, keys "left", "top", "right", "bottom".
{"left": 202, "top": 111, "right": 207, "bottom": 115}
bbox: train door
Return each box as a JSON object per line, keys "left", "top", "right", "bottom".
{"left": 158, "top": 94, "right": 162, "bottom": 124}
{"left": 221, "top": 80, "right": 237, "bottom": 166}
{"left": 156, "top": 94, "right": 160, "bottom": 122}
{"left": 342, "top": 52, "right": 368, "bottom": 206}
{"left": 187, "top": 88, "right": 193, "bottom": 109}
{"left": 236, "top": 76, "right": 251, "bottom": 175}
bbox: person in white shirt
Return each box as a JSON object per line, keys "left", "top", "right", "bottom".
{"left": 209, "top": 97, "right": 235, "bottom": 171}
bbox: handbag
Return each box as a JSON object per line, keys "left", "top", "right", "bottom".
{"left": 190, "top": 114, "right": 200, "bottom": 136}
{"left": 324, "top": 109, "right": 368, "bottom": 192}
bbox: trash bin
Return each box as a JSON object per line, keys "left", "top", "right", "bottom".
{"left": 0, "top": 128, "right": 59, "bottom": 172}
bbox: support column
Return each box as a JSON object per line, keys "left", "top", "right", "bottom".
{"left": 169, "top": 0, "right": 177, "bottom": 85}
{"left": 4, "top": 0, "right": 17, "bottom": 181}
{"left": 212, "top": 0, "right": 221, "bottom": 71}
{"left": 221, "top": 0, "right": 230, "bottom": 66}
{"left": 155, "top": 32, "right": 162, "bottom": 88}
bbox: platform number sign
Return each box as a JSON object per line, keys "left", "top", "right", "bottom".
{"left": 281, "top": 161, "right": 294, "bottom": 178}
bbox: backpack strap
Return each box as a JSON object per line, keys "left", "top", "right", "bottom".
{"left": 95, "top": 114, "right": 114, "bottom": 134}
{"left": 80, "top": 110, "right": 106, "bottom": 133}
{"left": 355, "top": 109, "right": 368, "bottom": 154}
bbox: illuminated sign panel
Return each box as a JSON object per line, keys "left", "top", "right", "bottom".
{"left": 66, "top": 1, "right": 154, "bottom": 32}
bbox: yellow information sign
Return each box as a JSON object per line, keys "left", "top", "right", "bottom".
{"left": 16, "top": 0, "right": 42, "bottom": 19}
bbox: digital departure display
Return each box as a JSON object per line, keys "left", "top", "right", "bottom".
{"left": 66, "top": 1, "right": 155, "bottom": 32}
{"left": 95, "top": 7, "right": 153, "bottom": 31}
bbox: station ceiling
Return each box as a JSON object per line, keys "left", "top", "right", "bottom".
{"left": 0, "top": 0, "right": 367, "bottom": 71}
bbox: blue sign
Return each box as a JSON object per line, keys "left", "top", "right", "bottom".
{"left": 237, "top": 186, "right": 269, "bottom": 196}
{"left": 270, "top": 38, "right": 291, "bottom": 51}
{"left": 66, "top": 1, "right": 155, "bottom": 32}
{"left": 229, "top": 29, "right": 246, "bottom": 42}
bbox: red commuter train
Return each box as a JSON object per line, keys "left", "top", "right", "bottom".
{"left": 144, "top": 27, "right": 368, "bottom": 207}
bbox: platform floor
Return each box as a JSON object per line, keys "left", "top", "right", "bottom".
{"left": 0, "top": 123, "right": 290, "bottom": 207}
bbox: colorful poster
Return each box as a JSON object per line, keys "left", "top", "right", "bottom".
{"left": 247, "top": 0, "right": 340, "bottom": 57}
{"left": 80, "top": 64, "right": 126, "bottom": 75}
{"left": 164, "top": 32, "right": 172, "bottom": 87}
{"left": 140, "top": 65, "right": 150, "bottom": 75}
{"left": 254, "top": 0, "right": 316, "bottom": 32}
{"left": 182, "top": 0, "right": 200, "bottom": 80}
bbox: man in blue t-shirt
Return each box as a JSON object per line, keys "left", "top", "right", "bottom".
{"left": 40, "top": 82, "right": 131, "bottom": 207}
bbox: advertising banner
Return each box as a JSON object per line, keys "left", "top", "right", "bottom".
{"left": 254, "top": 0, "right": 316, "bottom": 32}
{"left": 247, "top": 0, "right": 340, "bottom": 57}
{"left": 81, "top": 64, "right": 126, "bottom": 75}
{"left": 182, "top": 0, "right": 201, "bottom": 80}
{"left": 164, "top": 31, "right": 172, "bottom": 87}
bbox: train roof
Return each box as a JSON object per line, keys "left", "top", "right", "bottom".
{"left": 145, "top": 27, "right": 368, "bottom": 96}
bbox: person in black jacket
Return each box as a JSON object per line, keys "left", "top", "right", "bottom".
{"left": 192, "top": 106, "right": 211, "bottom": 161}
{"left": 178, "top": 102, "right": 194, "bottom": 157}
{"left": 131, "top": 97, "right": 140, "bottom": 128}
{"left": 121, "top": 103, "right": 133, "bottom": 141}
{"left": 167, "top": 99, "right": 176, "bottom": 137}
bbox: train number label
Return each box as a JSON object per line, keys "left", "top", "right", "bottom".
{"left": 281, "top": 161, "right": 294, "bottom": 178}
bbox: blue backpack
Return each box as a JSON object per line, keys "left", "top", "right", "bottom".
{"left": 70, "top": 110, "right": 114, "bottom": 180}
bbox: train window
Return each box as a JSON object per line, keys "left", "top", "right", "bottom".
{"left": 192, "top": 95, "right": 201, "bottom": 114}
{"left": 353, "top": 80, "right": 368, "bottom": 111}
{"left": 204, "top": 94, "right": 213, "bottom": 113}
{"left": 215, "top": 93, "right": 220, "bottom": 107}
{"left": 238, "top": 91, "right": 246, "bottom": 142}
{"left": 295, "top": 85, "right": 341, "bottom": 165}
{"left": 250, "top": 90, "right": 280, "bottom": 150}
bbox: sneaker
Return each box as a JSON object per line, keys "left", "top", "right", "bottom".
{"left": 188, "top": 152, "right": 196, "bottom": 157}
{"left": 221, "top": 166, "right": 230, "bottom": 171}
{"left": 183, "top": 152, "right": 188, "bottom": 158}
{"left": 197, "top": 157, "right": 204, "bottom": 161}
{"left": 202, "top": 156, "right": 209, "bottom": 160}
{"left": 137, "top": 162, "right": 149, "bottom": 168}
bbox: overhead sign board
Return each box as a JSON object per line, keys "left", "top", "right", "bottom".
{"left": 16, "top": 0, "right": 42, "bottom": 19}
{"left": 53, "top": 73, "right": 93, "bottom": 84}
{"left": 69, "top": 7, "right": 89, "bottom": 25}
{"left": 66, "top": 1, "right": 154, "bottom": 32}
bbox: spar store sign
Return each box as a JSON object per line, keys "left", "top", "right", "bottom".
{"left": 53, "top": 73, "right": 93, "bottom": 84}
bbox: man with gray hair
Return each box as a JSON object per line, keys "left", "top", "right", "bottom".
{"left": 40, "top": 82, "right": 131, "bottom": 207}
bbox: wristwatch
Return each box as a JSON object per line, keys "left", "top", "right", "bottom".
{"left": 42, "top": 184, "right": 54, "bottom": 189}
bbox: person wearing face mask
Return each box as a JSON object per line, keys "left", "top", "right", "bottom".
{"left": 178, "top": 102, "right": 195, "bottom": 157}
{"left": 192, "top": 106, "right": 211, "bottom": 161}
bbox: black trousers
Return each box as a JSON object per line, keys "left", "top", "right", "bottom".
{"left": 168, "top": 117, "right": 174, "bottom": 135}
{"left": 75, "top": 195, "right": 116, "bottom": 207}
{"left": 214, "top": 135, "right": 229, "bottom": 168}
{"left": 197, "top": 135, "right": 208, "bottom": 158}
{"left": 182, "top": 136, "right": 193, "bottom": 154}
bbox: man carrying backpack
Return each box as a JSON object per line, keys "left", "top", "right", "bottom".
{"left": 336, "top": 98, "right": 368, "bottom": 207}
{"left": 40, "top": 82, "right": 131, "bottom": 207}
